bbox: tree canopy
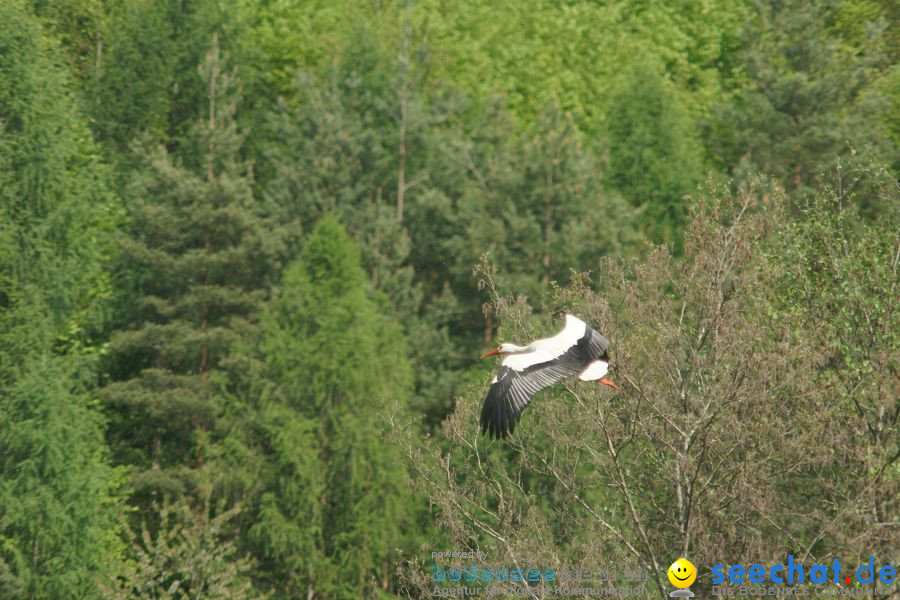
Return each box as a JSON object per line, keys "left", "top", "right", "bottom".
{"left": 1, "top": 0, "right": 896, "bottom": 597}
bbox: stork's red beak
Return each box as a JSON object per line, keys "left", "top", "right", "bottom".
{"left": 599, "top": 377, "right": 618, "bottom": 389}
{"left": 480, "top": 347, "right": 501, "bottom": 359}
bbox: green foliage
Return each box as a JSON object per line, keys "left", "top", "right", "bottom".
{"left": 262, "top": 217, "right": 411, "bottom": 408}
{"left": 244, "top": 217, "right": 416, "bottom": 597}
{"left": 0, "top": 2, "right": 122, "bottom": 596}
{"left": 4, "top": 0, "right": 898, "bottom": 593}
{"left": 287, "top": 218, "right": 415, "bottom": 586}
{"left": 607, "top": 63, "right": 704, "bottom": 251}
{"left": 401, "top": 178, "right": 898, "bottom": 597}
{"left": 451, "top": 103, "right": 640, "bottom": 300}
{"left": 89, "top": 0, "right": 180, "bottom": 151}
{"left": 0, "top": 0, "right": 117, "bottom": 349}
{"left": 764, "top": 161, "right": 898, "bottom": 553}
{"left": 264, "top": 40, "right": 641, "bottom": 423}
{"left": 88, "top": 1, "right": 242, "bottom": 159}
{"left": 707, "top": 0, "right": 897, "bottom": 202}
{"left": 0, "top": 356, "right": 124, "bottom": 599}
{"left": 101, "top": 38, "right": 276, "bottom": 507}
{"left": 245, "top": 407, "right": 323, "bottom": 597}
{"left": 262, "top": 37, "right": 473, "bottom": 423}
{"left": 29, "top": 0, "right": 107, "bottom": 85}
{"left": 105, "top": 501, "right": 262, "bottom": 599}
{"left": 229, "top": 0, "right": 387, "bottom": 108}
{"left": 416, "top": 0, "right": 748, "bottom": 131}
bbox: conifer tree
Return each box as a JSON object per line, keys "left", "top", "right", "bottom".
{"left": 245, "top": 217, "right": 416, "bottom": 598}
{"left": 707, "top": 0, "right": 896, "bottom": 204}
{"left": 0, "top": 353, "right": 123, "bottom": 599}
{"left": 102, "top": 36, "right": 276, "bottom": 510}
{"left": 0, "top": 2, "right": 122, "bottom": 596}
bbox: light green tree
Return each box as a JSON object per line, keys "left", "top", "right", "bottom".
{"left": 764, "top": 161, "right": 898, "bottom": 559}
{"left": 244, "top": 217, "right": 417, "bottom": 598}
{"left": 0, "top": 2, "right": 123, "bottom": 596}
{"left": 103, "top": 501, "right": 262, "bottom": 599}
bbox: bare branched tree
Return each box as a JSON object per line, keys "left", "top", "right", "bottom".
{"left": 395, "top": 176, "right": 897, "bottom": 599}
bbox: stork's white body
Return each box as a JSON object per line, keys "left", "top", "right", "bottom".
{"left": 480, "top": 314, "right": 614, "bottom": 439}
{"left": 495, "top": 315, "right": 607, "bottom": 377}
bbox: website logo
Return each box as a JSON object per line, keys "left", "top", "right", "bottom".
{"left": 710, "top": 556, "right": 896, "bottom": 586}
{"left": 668, "top": 558, "right": 697, "bottom": 598}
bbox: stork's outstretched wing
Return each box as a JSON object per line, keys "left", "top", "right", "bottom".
{"left": 480, "top": 315, "right": 610, "bottom": 439}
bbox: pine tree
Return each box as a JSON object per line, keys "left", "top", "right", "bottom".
{"left": 101, "top": 36, "right": 276, "bottom": 511}
{"left": 707, "top": 0, "right": 896, "bottom": 205}
{"left": 0, "top": 2, "right": 122, "bottom": 596}
{"left": 245, "top": 217, "right": 416, "bottom": 598}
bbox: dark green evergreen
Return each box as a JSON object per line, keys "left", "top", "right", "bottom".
{"left": 707, "top": 0, "right": 897, "bottom": 208}
{"left": 262, "top": 37, "right": 475, "bottom": 425}
{"left": 101, "top": 37, "right": 276, "bottom": 510}
{"left": 85, "top": 1, "right": 244, "bottom": 165}
{"left": 453, "top": 103, "right": 639, "bottom": 300}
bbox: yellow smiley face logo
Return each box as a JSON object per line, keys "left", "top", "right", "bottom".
{"left": 668, "top": 558, "right": 697, "bottom": 588}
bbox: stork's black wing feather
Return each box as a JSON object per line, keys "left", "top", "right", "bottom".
{"left": 584, "top": 327, "right": 610, "bottom": 362}
{"left": 480, "top": 326, "right": 611, "bottom": 439}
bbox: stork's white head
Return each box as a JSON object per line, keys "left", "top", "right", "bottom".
{"left": 480, "top": 343, "right": 528, "bottom": 359}
{"left": 499, "top": 343, "right": 524, "bottom": 354}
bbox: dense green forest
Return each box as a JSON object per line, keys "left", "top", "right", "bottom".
{"left": 0, "top": 0, "right": 896, "bottom": 598}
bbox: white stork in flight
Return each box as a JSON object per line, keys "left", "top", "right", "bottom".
{"left": 479, "top": 314, "right": 617, "bottom": 439}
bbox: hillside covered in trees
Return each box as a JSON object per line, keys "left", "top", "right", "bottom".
{"left": 0, "top": 0, "right": 896, "bottom": 598}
